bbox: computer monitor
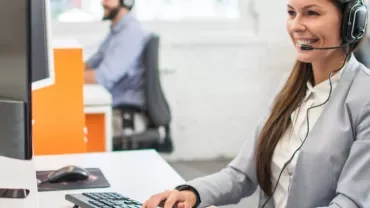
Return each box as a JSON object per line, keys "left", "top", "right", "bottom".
{"left": 0, "top": 0, "right": 31, "bottom": 161}
{"left": 0, "top": 1, "right": 51, "bottom": 206}
{"left": 31, "top": 0, "right": 55, "bottom": 90}
{"left": 0, "top": 1, "right": 29, "bottom": 101}
{"left": 0, "top": 0, "right": 53, "bottom": 161}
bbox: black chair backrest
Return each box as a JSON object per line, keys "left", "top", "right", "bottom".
{"left": 143, "top": 34, "right": 171, "bottom": 126}
{"left": 354, "top": 35, "right": 370, "bottom": 68}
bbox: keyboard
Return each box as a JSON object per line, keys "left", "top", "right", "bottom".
{"left": 65, "top": 192, "right": 143, "bottom": 208}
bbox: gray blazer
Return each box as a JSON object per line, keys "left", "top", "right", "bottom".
{"left": 186, "top": 54, "right": 370, "bottom": 208}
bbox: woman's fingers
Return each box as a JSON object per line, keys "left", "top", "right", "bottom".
{"left": 163, "top": 190, "right": 185, "bottom": 208}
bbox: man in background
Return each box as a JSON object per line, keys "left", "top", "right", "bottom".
{"left": 84, "top": 0, "right": 149, "bottom": 109}
{"left": 84, "top": 0, "right": 152, "bottom": 148}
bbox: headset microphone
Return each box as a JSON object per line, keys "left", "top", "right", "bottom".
{"left": 300, "top": 30, "right": 365, "bottom": 51}
{"left": 300, "top": 38, "right": 357, "bottom": 50}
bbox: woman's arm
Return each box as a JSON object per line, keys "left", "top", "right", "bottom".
{"left": 185, "top": 126, "right": 261, "bottom": 208}
{"left": 317, "top": 102, "right": 370, "bottom": 208}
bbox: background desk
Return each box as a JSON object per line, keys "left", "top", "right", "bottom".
{"left": 84, "top": 84, "right": 113, "bottom": 152}
{"left": 35, "top": 150, "right": 185, "bottom": 208}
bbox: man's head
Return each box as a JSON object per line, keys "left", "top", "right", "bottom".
{"left": 101, "top": 0, "right": 135, "bottom": 20}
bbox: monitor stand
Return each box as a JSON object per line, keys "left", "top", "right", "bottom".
{"left": 0, "top": 156, "right": 38, "bottom": 208}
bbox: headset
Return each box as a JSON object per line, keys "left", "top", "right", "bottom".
{"left": 341, "top": 0, "right": 368, "bottom": 43}
{"left": 262, "top": 0, "right": 368, "bottom": 207}
{"left": 120, "top": 0, "right": 135, "bottom": 10}
{"left": 301, "top": 0, "right": 368, "bottom": 51}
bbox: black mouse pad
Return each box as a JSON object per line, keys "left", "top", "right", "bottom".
{"left": 36, "top": 168, "right": 110, "bottom": 192}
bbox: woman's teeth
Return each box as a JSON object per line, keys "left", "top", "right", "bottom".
{"left": 297, "top": 40, "right": 317, "bottom": 45}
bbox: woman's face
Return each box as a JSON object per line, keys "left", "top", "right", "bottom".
{"left": 286, "top": 0, "right": 343, "bottom": 63}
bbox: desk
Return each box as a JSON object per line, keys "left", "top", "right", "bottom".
{"left": 83, "top": 84, "right": 113, "bottom": 152}
{"left": 35, "top": 150, "right": 185, "bottom": 208}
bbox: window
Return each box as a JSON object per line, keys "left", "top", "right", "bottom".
{"left": 50, "top": 0, "right": 102, "bottom": 22}
{"left": 136, "top": 0, "right": 240, "bottom": 21}
{"left": 49, "top": 0, "right": 240, "bottom": 22}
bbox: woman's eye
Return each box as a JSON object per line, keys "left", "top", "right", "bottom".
{"left": 288, "top": 10, "right": 296, "bottom": 16}
{"left": 307, "top": 10, "right": 319, "bottom": 15}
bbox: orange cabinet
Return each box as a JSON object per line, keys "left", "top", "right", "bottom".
{"left": 32, "top": 43, "right": 86, "bottom": 155}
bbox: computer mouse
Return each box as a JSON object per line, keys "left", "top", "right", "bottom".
{"left": 48, "top": 165, "right": 89, "bottom": 183}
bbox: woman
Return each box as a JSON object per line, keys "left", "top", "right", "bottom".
{"left": 142, "top": 0, "right": 370, "bottom": 207}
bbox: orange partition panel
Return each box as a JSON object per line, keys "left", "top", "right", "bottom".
{"left": 32, "top": 48, "right": 86, "bottom": 155}
{"left": 85, "top": 114, "right": 106, "bottom": 152}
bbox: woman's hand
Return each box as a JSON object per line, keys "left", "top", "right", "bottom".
{"left": 142, "top": 190, "right": 197, "bottom": 208}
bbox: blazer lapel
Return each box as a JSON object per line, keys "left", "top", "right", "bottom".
{"left": 299, "top": 54, "right": 359, "bottom": 153}
{"left": 285, "top": 54, "right": 361, "bottom": 207}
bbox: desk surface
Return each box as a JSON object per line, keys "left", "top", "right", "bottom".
{"left": 84, "top": 84, "right": 112, "bottom": 106}
{"left": 35, "top": 150, "right": 185, "bottom": 208}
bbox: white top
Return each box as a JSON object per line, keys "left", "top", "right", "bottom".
{"left": 271, "top": 69, "right": 344, "bottom": 208}
{"left": 84, "top": 84, "right": 112, "bottom": 106}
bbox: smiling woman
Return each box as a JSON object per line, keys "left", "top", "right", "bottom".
{"left": 286, "top": 1, "right": 343, "bottom": 67}
{"left": 255, "top": 0, "right": 368, "bottom": 206}
{"left": 140, "top": 0, "right": 370, "bottom": 208}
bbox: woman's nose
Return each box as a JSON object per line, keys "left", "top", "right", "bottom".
{"left": 290, "top": 16, "right": 306, "bottom": 32}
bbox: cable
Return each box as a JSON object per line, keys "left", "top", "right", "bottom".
{"left": 261, "top": 52, "right": 351, "bottom": 208}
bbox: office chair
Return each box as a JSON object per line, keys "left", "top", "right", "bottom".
{"left": 113, "top": 34, "right": 174, "bottom": 153}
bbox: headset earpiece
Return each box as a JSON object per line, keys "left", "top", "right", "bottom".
{"left": 120, "top": 0, "right": 135, "bottom": 10}
{"left": 341, "top": 0, "right": 368, "bottom": 43}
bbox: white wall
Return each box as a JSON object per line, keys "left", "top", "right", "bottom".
{"left": 159, "top": 40, "right": 295, "bottom": 161}
{"left": 51, "top": 0, "right": 297, "bottom": 161}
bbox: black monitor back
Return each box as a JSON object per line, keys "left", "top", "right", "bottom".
{"left": 31, "top": 0, "right": 51, "bottom": 83}
{"left": 0, "top": 1, "right": 29, "bottom": 101}
{"left": 0, "top": 0, "right": 50, "bottom": 160}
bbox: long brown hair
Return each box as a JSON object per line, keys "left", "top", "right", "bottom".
{"left": 255, "top": 61, "right": 314, "bottom": 196}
